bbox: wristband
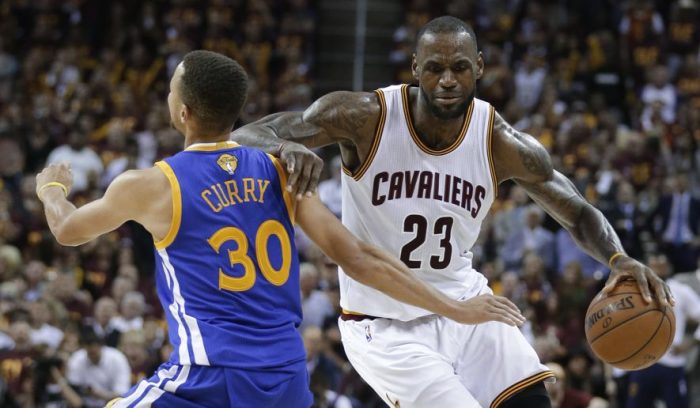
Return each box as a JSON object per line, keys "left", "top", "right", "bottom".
{"left": 608, "top": 252, "right": 625, "bottom": 269}
{"left": 38, "top": 182, "right": 68, "bottom": 201}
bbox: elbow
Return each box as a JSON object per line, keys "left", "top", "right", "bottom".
{"left": 52, "top": 225, "right": 82, "bottom": 247}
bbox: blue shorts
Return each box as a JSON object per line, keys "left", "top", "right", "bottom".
{"left": 106, "top": 361, "right": 312, "bottom": 408}
{"left": 626, "top": 363, "right": 688, "bottom": 408}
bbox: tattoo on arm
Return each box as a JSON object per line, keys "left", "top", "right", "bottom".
{"left": 517, "top": 171, "right": 625, "bottom": 265}
{"left": 517, "top": 143, "right": 551, "bottom": 178}
{"left": 309, "top": 91, "right": 379, "bottom": 137}
{"left": 493, "top": 113, "right": 552, "bottom": 181}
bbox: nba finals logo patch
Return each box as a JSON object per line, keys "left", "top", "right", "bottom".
{"left": 365, "top": 325, "right": 372, "bottom": 342}
{"left": 217, "top": 154, "right": 238, "bottom": 175}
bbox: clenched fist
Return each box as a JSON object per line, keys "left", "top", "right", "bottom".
{"left": 36, "top": 162, "right": 73, "bottom": 200}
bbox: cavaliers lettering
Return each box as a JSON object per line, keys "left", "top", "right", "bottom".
{"left": 201, "top": 178, "right": 271, "bottom": 213}
{"left": 372, "top": 170, "right": 486, "bottom": 218}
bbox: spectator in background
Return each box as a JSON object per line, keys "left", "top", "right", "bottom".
{"left": 546, "top": 362, "right": 609, "bottom": 408}
{"left": 652, "top": 173, "right": 700, "bottom": 272}
{"left": 110, "top": 291, "right": 145, "bottom": 333}
{"left": 601, "top": 182, "right": 644, "bottom": 259}
{"left": 87, "top": 296, "right": 120, "bottom": 348}
{"left": 303, "top": 326, "right": 342, "bottom": 392}
{"left": 46, "top": 132, "right": 103, "bottom": 194}
{"left": 66, "top": 328, "right": 130, "bottom": 408}
{"left": 118, "top": 330, "right": 156, "bottom": 387}
{"left": 0, "top": 320, "right": 37, "bottom": 406}
{"left": 513, "top": 49, "right": 548, "bottom": 114}
{"left": 640, "top": 65, "right": 677, "bottom": 131}
{"left": 300, "top": 262, "right": 334, "bottom": 332}
{"left": 28, "top": 299, "right": 64, "bottom": 350}
{"left": 501, "top": 205, "right": 556, "bottom": 272}
{"left": 318, "top": 156, "right": 343, "bottom": 218}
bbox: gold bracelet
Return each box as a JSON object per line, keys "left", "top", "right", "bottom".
{"left": 608, "top": 252, "right": 626, "bottom": 269}
{"left": 38, "top": 182, "right": 68, "bottom": 201}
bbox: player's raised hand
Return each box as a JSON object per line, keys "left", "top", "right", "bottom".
{"left": 36, "top": 162, "right": 73, "bottom": 201}
{"left": 603, "top": 254, "right": 674, "bottom": 308}
{"left": 450, "top": 294, "right": 526, "bottom": 326}
{"left": 279, "top": 141, "right": 323, "bottom": 199}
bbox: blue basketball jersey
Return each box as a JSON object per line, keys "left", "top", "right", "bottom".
{"left": 153, "top": 141, "right": 303, "bottom": 369}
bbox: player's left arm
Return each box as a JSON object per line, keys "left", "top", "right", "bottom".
{"left": 491, "top": 112, "right": 674, "bottom": 307}
{"left": 295, "top": 196, "right": 525, "bottom": 326}
{"left": 36, "top": 163, "right": 156, "bottom": 246}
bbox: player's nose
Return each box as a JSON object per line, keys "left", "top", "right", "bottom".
{"left": 438, "top": 69, "right": 457, "bottom": 88}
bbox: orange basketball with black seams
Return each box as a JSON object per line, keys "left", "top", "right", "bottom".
{"left": 585, "top": 279, "right": 675, "bottom": 370}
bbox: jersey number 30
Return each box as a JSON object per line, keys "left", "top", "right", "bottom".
{"left": 207, "top": 220, "right": 291, "bottom": 292}
{"left": 400, "top": 215, "right": 453, "bottom": 269}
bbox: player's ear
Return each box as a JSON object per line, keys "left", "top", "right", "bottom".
{"left": 476, "top": 51, "right": 484, "bottom": 80}
{"left": 411, "top": 54, "right": 419, "bottom": 81}
{"left": 181, "top": 105, "right": 191, "bottom": 124}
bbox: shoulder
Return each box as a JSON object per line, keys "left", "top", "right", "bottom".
{"left": 109, "top": 167, "right": 167, "bottom": 196}
{"left": 305, "top": 91, "right": 382, "bottom": 133}
{"left": 491, "top": 111, "right": 553, "bottom": 183}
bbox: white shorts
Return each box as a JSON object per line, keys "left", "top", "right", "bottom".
{"left": 338, "top": 286, "right": 554, "bottom": 408}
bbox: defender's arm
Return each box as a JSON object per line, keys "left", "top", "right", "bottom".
{"left": 232, "top": 91, "right": 381, "bottom": 196}
{"left": 491, "top": 113, "right": 673, "bottom": 306}
{"left": 295, "top": 196, "right": 526, "bottom": 326}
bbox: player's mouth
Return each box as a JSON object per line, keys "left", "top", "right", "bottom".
{"left": 433, "top": 95, "right": 462, "bottom": 105}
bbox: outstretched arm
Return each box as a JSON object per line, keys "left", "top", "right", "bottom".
{"left": 491, "top": 113, "right": 674, "bottom": 307}
{"left": 36, "top": 163, "right": 163, "bottom": 246}
{"left": 295, "top": 195, "right": 526, "bottom": 326}
{"left": 232, "top": 91, "right": 381, "bottom": 197}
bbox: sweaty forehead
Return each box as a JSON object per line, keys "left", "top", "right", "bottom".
{"left": 416, "top": 31, "right": 476, "bottom": 63}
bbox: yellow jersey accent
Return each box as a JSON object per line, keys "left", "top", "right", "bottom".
{"left": 104, "top": 397, "right": 122, "bottom": 408}
{"left": 185, "top": 141, "right": 240, "bottom": 152}
{"left": 154, "top": 161, "right": 182, "bottom": 249}
{"left": 486, "top": 106, "right": 498, "bottom": 197}
{"left": 266, "top": 154, "right": 296, "bottom": 223}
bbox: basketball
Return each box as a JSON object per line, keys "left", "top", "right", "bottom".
{"left": 585, "top": 279, "right": 675, "bottom": 370}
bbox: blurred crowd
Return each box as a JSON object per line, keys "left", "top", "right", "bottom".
{"left": 0, "top": 0, "right": 699, "bottom": 407}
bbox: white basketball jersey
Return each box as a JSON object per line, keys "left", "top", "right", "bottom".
{"left": 339, "top": 84, "right": 496, "bottom": 321}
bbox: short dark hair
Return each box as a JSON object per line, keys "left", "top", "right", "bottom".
{"left": 80, "top": 326, "right": 103, "bottom": 346}
{"left": 416, "top": 16, "right": 477, "bottom": 50}
{"left": 180, "top": 50, "right": 248, "bottom": 135}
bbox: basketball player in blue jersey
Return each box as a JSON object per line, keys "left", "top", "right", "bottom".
{"left": 233, "top": 16, "right": 676, "bottom": 408}
{"left": 36, "top": 50, "right": 525, "bottom": 407}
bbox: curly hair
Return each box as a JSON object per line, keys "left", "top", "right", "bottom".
{"left": 180, "top": 50, "right": 248, "bottom": 135}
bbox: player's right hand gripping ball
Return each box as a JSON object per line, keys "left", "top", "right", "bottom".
{"left": 585, "top": 279, "right": 675, "bottom": 370}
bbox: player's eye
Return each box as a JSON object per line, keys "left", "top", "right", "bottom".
{"left": 453, "top": 63, "right": 469, "bottom": 72}
{"left": 426, "top": 64, "right": 442, "bottom": 73}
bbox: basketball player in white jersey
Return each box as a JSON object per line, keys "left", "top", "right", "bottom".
{"left": 233, "top": 16, "right": 674, "bottom": 408}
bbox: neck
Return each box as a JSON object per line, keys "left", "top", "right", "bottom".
{"left": 184, "top": 130, "right": 231, "bottom": 149}
{"left": 412, "top": 89, "right": 465, "bottom": 148}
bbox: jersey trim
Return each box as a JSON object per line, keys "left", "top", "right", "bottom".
{"left": 159, "top": 249, "right": 210, "bottom": 365}
{"left": 154, "top": 161, "right": 182, "bottom": 250}
{"left": 490, "top": 370, "right": 555, "bottom": 408}
{"left": 401, "top": 84, "right": 474, "bottom": 156}
{"left": 185, "top": 141, "right": 240, "bottom": 152}
{"left": 267, "top": 154, "right": 296, "bottom": 223}
{"left": 486, "top": 105, "right": 498, "bottom": 198}
{"left": 105, "top": 398, "right": 121, "bottom": 407}
{"left": 341, "top": 89, "right": 387, "bottom": 180}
